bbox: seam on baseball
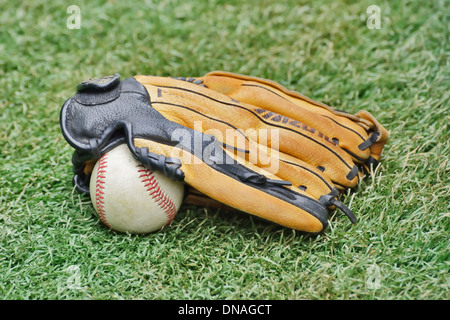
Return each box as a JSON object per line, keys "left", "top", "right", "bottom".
{"left": 95, "top": 155, "right": 111, "bottom": 228}
{"left": 137, "top": 164, "right": 177, "bottom": 226}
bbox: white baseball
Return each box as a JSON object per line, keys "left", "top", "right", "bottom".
{"left": 89, "top": 144, "right": 185, "bottom": 234}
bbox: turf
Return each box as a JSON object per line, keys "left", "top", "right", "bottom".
{"left": 0, "top": 0, "right": 448, "bottom": 300}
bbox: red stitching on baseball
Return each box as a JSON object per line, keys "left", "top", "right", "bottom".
{"left": 95, "top": 155, "right": 111, "bottom": 228}
{"left": 137, "top": 165, "right": 177, "bottom": 226}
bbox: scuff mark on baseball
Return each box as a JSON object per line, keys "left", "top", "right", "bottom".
{"left": 89, "top": 144, "right": 185, "bottom": 234}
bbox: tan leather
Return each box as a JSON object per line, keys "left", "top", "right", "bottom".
{"left": 130, "top": 72, "right": 389, "bottom": 232}
{"left": 135, "top": 73, "right": 388, "bottom": 189}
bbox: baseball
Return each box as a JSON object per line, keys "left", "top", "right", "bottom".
{"left": 89, "top": 144, "right": 185, "bottom": 234}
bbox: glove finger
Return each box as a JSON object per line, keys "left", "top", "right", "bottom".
{"left": 199, "top": 71, "right": 387, "bottom": 171}
{"left": 226, "top": 141, "right": 356, "bottom": 223}
{"left": 355, "top": 110, "right": 390, "bottom": 173}
{"left": 135, "top": 75, "right": 360, "bottom": 189}
{"left": 229, "top": 138, "right": 336, "bottom": 198}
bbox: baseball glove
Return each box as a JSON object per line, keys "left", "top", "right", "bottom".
{"left": 60, "top": 71, "right": 388, "bottom": 233}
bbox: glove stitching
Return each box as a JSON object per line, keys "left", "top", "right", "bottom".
{"left": 154, "top": 85, "right": 354, "bottom": 171}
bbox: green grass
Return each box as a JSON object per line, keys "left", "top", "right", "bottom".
{"left": 0, "top": 0, "right": 448, "bottom": 300}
